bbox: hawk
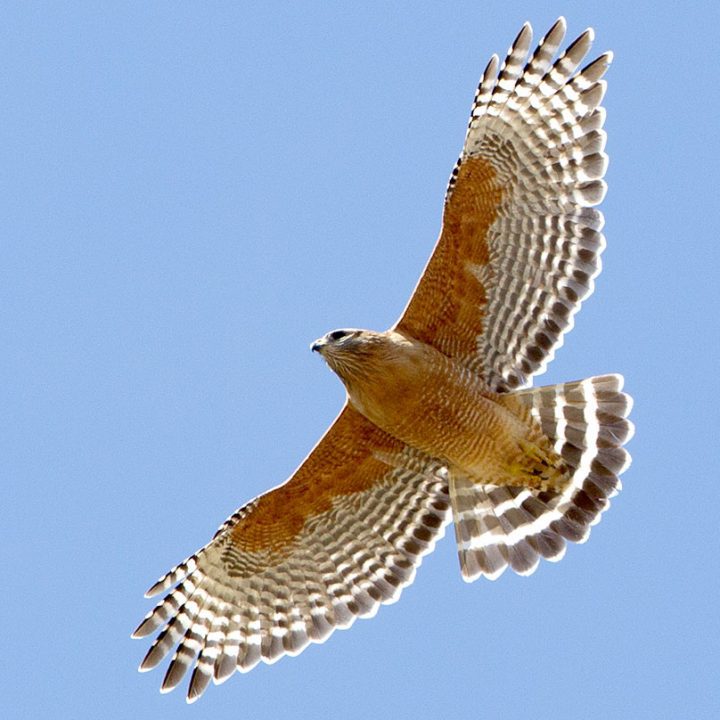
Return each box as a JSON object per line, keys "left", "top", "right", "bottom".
{"left": 134, "top": 18, "right": 633, "bottom": 702}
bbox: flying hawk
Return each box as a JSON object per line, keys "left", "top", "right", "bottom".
{"left": 134, "top": 18, "right": 633, "bottom": 702}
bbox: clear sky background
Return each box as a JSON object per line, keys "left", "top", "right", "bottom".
{"left": 4, "top": 2, "right": 719, "bottom": 718}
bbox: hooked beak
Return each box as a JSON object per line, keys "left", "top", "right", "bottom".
{"left": 310, "top": 336, "right": 326, "bottom": 353}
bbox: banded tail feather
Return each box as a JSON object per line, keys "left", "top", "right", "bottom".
{"left": 451, "top": 374, "right": 633, "bottom": 581}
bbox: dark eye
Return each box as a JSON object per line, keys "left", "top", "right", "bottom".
{"left": 328, "top": 330, "right": 349, "bottom": 341}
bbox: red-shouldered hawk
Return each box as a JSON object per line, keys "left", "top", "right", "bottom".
{"left": 134, "top": 18, "right": 633, "bottom": 702}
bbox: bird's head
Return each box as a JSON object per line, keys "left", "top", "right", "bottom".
{"left": 311, "top": 328, "right": 410, "bottom": 386}
{"left": 311, "top": 328, "right": 369, "bottom": 367}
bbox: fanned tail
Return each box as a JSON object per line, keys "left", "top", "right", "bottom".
{"left": 451, "top": 374, "right": 633, "bottom": 581}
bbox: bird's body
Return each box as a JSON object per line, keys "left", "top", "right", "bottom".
{"left": 134, "top": 18, "right": 634, "bottom": 702}
{"left": 317, "top": 329, "right": 567, "bottom": 493}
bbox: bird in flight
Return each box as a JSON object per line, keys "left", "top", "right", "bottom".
{"left": 134, "top": 18, "right": 633, "bottom": 702}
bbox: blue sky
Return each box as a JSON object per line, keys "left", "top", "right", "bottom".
{"left": 4, "top": 2, "right": 719, "bottom": 718}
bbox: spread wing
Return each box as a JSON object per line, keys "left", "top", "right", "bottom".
{"left": 395, "top": 18, "right": 611, "bottom": 392}
{"left": 133, "top": 405, "right": 450, "bottom": 702}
